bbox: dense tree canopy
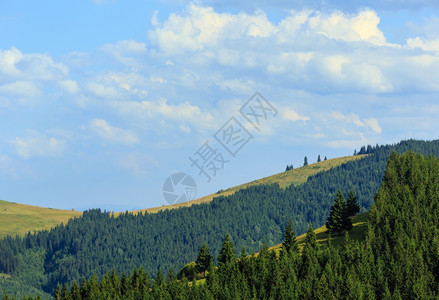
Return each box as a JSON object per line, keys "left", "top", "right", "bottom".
{"left": 36, "top": 150, "right": 439, "bottom": 299}
{"left": 1, "top": 139, "right": 439, "bottom": 298}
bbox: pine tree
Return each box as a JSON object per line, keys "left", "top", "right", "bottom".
{"left": 217, "top": 233, "right": 237, "bottom": 281}
{"left": 304, "top": 156, "right": 308, "bottom": 166}
{"left": 196, "top": 243, "right": 213, "bottom": 277}
{"left": 324, "top": 156, "right": 327, "bottom": 160}
{"left": 218, "top": 233, "right": 235, "bottom": 267}
{"left": 317, "top": 155, "right": 321, "bottom": 162}
{"left": 282, "top": 218, "right": 298, "bottom": 254}
{"left": 303, "top": 223, "right": 317, "bottom": 250}
{"left": 345, "top": 190, "right": 360, "bottom": 216}
{"left": 326, "top": 190, "right": 352, "bottom": 235}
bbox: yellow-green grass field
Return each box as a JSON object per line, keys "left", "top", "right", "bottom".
{"left": 0, "top": 200, "right": 82, "bottom": 239}
{"left": 185, "top": 212, "right": 369, "bottom": 283}
{"left": 267, "top": 212, "right": 369, "bottom": 255}
{"left": 134, "top": 154, "right": 366, "bottom": 214}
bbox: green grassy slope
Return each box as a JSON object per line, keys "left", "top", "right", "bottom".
{"left": 136, "top": 155, "right": 366, "bottom": 214}
{"left": 268, "top": 212, "right": 369, "bottom": 254}
{"left": 0, "top": 200, "right": 82, "bottom": 239}
{"left": 184, "top": 212, "right": 369, "bottom": 282}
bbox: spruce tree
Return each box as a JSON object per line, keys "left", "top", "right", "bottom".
{"left": 196, "top": 243, "right": 213, "bottom": 277}
{"left": 282, "top": 218, "right": 298, "bottom": 254}
{"left": 317, "top": 155, "right": 321, "bottom": 162}
{"left": 218, "top": 233, "right": 235, "bottom": 267}
{"left": 326, "top": 190, "right": 352, "bottom": 235}
{"left": 345, "top": 190, "right": 360, "bottom": 216}
{"left": 304, "top": 156, "right": 308, "bottom": 166}
{"left": 303, "top": 223, "right": 317, "bottom": 250}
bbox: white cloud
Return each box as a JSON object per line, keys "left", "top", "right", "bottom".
{"left": 307, "top": 10, "right": 387, "bottom": 45}
{"left": 149, "top": 4, "right": 275, "bottom": 55}
{"left": 331, "top": 112, "right": 364, "bottom": 127}
{"left": 406, "top": 37, "right": 439, "bottom": 52}
{"left": 0, "top": 47, "right": 68, "bottom": 82}
{"left": 364, "top": 117, "right": 382, "bottom": 133}
{"left": 11, "top": 132, "right": 67, "bottom": 159}
{"left": 109, "top": 99, "right": 216, "bottom": 132}
{"left": 283, "top": 108, "right": 309, "bottom": 122}
{"left": 146, "top": 5, "right": 439, "bottom": 94}
{"left": 99, "top": 40, "right": 147, "bottom": 67}
{"left": 86, "top": 81, "right": 120, "bottom": 99}
{"left": 90, "top": 119, "right": 139, "bottom": 145}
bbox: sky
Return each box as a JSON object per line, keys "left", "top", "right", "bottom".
{"left": 0, "top": 0, "right": 438, "bottom": 211}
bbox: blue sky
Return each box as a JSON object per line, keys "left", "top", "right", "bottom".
{"left": 1, "top": 0, "right": 438, "bottom": 211}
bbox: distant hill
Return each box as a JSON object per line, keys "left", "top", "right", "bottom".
{"left": 0, "top": 155, "right": 363, "bottom": 238}
{"left": 0, "top": 200, "right": 81, "bottom": 239}
{"left": 1, "top": 139, "right": 439, "bottom": 298}
{"left": 139, "top": 155, "right": 365, "bottom": 214}
{"left": 70, "top": 150, "right": 439, "bottom": 299}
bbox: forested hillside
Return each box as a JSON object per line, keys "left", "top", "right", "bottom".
{"left": 16, "top": 150, "right": 439, "bottom": 299}
{"left": 1, "top": 139, "right": 439, "bottom": 297}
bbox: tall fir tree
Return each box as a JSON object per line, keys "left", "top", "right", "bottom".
{"left": 317, "top": 155, "right": 321, "bottom": 162}
{"left": 303, "top": 156, "right": 308, "bottom": 166}
{"left": 326, "top": 190, "right": 352, "bottom": 235}
{"left": 196, "top": 243, "right": 213, "bottom": 277}
{"left": 218, "top": 233, "right": 235, "bottom": 267}
{"left": 282, "top": 218, "right": 298, "bottom": 254}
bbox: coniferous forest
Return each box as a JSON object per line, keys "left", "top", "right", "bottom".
{"left": 1, "top": 139, "right": 439, "bottom": 298}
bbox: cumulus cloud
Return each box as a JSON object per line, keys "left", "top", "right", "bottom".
{"left": 148, "top": 4, "right": 275, "bottom": 55}
{"left": 11, "top": 132, "right": 67, "bottom": 159}
{"left": 147, "top": 5, "right": 439, "bottom": 94}
{"left": 0, "top": 47, "right": 68, "bottom": 82}
{"left": 90, "top": 119, "right": 140, "bottom": 145}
